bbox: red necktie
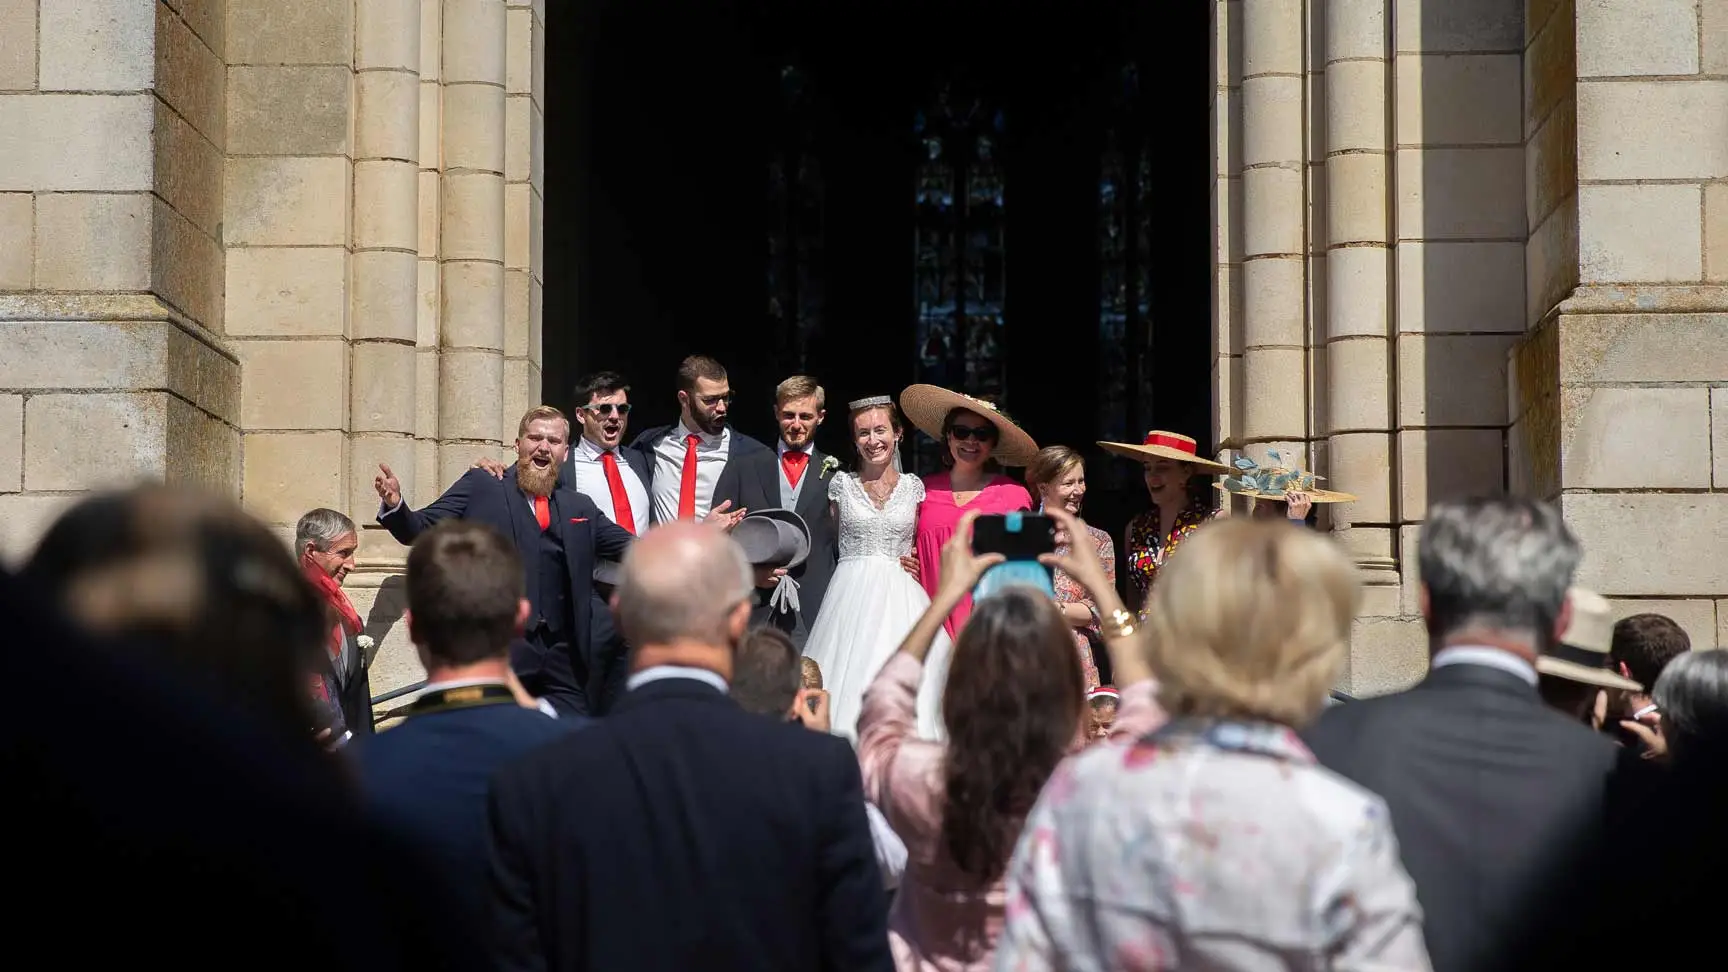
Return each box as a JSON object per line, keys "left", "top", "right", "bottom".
{"left": 781, "top": 450, "right": 810, "bottom": 488}
{"left": 534, "top": 494, "right": 551, "bottom": 531}
{"left": 600, "top": 450, "right": 636, "bottom": 534}
{"left": 677, "top": 433, "right": 701, "bottom": 520}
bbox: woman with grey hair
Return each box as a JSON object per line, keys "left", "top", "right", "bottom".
{"left": 1621, "top": 649, "right": 1728, "bottom": 763}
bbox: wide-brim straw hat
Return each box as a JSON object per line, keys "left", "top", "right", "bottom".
{"left": 898, "top": 384, "right": 1039, "bottom": 467}
{"left": 1537, "top": 587, "right": 1642, "bottom": 692}
{"left": 1097, "top": 431, "right": 1232, "bottom": 475}
{"left": 1213, "top": 482, "right": 1359, "bottom": 504}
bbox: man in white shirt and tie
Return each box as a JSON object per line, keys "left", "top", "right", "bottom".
{"left": 560, "top": 371, "right": 652, "bottom": 712}
{"left": 631, "top": 354, "right": 777, "bottom": 526}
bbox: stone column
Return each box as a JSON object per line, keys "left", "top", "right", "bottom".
{"left": 0, "top": 0, "right": 239, "bottom": 562}
{"left": 503, "top": 0, "right": 546, "bottom": 426}
{"left": 1533, "top": 0, "right": 1728, "bottom": 649}
{"left": 437, "top": 0, "right": 508, "bottom": 485}
{"left": 1323, "top": 0, "right": 1398, "bottom": 614}
{"left": 349, "top": 0, "right": 422, "bottom": 561}
{"left": 1238, "top": 0, "right": 1310, "bottom": 464}
{"left": 1211, "top": 0, "right": 1245, "bottom": 452}
{"left": 227, "top": 0, "right": 356, "bottom": 531}
{"left": 415, "top": 0, "right": 443, "bottom": 505}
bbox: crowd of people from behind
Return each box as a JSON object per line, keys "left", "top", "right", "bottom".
{"left": 8, "top": 353, "right": 1728, "bottom": 970}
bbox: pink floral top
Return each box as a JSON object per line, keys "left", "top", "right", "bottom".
{"left": 915, "top": 473, "right": 1033, "bottom": 639}
{"left": 997, "top": 720, "right": 1432, "bottom": 972}
{"left": 857, "top": 655, "right": 1165, "bottom": 971}
{"left": 1052, "top": 524, "right": 1115, "bottom": 692}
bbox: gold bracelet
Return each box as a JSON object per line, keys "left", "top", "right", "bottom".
{"left": 1103, "top": 608, "right": 1136, "bottom": 640}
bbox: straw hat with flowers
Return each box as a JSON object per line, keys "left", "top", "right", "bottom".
{"left": 1097, "top": 430, "right": 1233, "bottom": 475}
{"left": 898, "top": 385, "right": 1039, "bottom": 467}
{"left": 1213, "top": 450, "right": 1357, "bottom": 504}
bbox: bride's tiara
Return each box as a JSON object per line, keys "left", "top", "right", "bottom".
{"left": 847, "top": 395, "right": 894, "bottom": 410}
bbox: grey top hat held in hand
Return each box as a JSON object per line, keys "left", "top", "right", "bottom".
{"left": 731, "top": 508, "right": 811, "bottom": 616}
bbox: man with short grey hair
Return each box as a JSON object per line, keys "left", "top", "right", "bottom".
{"left": 487, "top": 522, "right": 892, "bottom": 972}
{"left": 295, "top": 507, "right": 370, "bottom": 742}
{"left": 1306, "top": 497, "right": 1621, "bottom": 972}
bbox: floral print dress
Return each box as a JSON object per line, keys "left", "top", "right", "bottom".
{"left": 1052, "top": 525, "right": 1115, "bottom": 692}
{"left": 1123, "top": 500, "right": 1220, "bottom": 620}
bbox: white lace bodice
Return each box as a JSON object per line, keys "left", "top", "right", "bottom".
{"left": 828, "top": 472, "right": 925, "bottom": 560}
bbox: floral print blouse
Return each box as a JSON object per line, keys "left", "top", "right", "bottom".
{"left": 995, "top": 719, "right": 1432, "bottom": 972}
{"left": 1124, "top": 502, "right": 1220, "bottom": 618}
{"left": 1052, "top": 524, "right": 1115, "bottom": 692}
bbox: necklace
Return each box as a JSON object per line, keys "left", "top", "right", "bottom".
{"left": 859, "top": 470, "right": 898, "bottom": 508}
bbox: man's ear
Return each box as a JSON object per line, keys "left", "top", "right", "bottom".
{"left": 726, "top": 599, "right": 752, "bottom": 643}
{"left": 403, "top": 609, "right": 417, "bottom": 643}
{"left": 1552, "top": 596, "right": 1574, "bottom": 648}
{"left": 514, "top": 598, "right": 531, "bottom": 635}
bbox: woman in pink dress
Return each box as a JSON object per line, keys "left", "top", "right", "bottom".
{"left": 897, "top": 385, "right": 1037, "bottom": 738}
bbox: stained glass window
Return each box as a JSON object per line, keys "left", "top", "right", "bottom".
{"left": 912, "top": 84, "right": 1007, "bottom": 472}
{"left": 1097, "top": 63, "right": 1155, "bottom": 487}
{"left": 767, "top": 66, "right": 825, "bottom": 374}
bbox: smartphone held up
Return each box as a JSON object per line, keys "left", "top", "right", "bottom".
{"left": 970, "top": 512, "right": 1057, "bottom": 601}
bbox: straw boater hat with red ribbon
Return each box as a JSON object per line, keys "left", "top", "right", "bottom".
{"left": 1097, "top": 430, "right": 1233, "bottom": 475}
{"left": 899, "top": 384, "right": 1039, "bottom": 467}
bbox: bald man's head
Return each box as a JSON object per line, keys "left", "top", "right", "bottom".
{"left": 615, "top": 522, "right": 754, "bottom": 650}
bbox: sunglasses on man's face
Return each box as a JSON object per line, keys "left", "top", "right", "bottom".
{"left": 583, "top": 403, "right": 632, "bottom": 416}
{"left": 949, "top": 425, "right": 998, "bottom": 443}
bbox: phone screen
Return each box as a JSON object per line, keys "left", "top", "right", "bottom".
{"left": 971, "top": 512, "right": 1056, "bottom": 601}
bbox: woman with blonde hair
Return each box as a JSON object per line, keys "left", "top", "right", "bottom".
{"left": 997, "top": 519, "right": 1431, "bottom": 970}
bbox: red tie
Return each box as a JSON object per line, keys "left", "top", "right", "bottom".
{"left": 534, "top": 494, "right": 551, "bottom": 531}
{"left": 677, "top": 433, "right": 702, "bottom": 520}
{"left": 781, "top": 450, "right": 810, "bottom": 487}
{"left": 600, "top": 450, "right": 637, "bottom": 534}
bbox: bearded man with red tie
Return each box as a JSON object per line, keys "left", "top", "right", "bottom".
{"left": 632, "top": 354, "right": 779, "bottom": 525}
{"left": 376, "top": 405, "right": 635, "bottom": 718}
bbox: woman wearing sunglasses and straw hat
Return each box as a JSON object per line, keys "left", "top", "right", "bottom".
{"left": 898, "top": 384, "right": 1038, "bottom": 739}
{"left": 1098, "top": 431, "right": 1232, "bottom": 621}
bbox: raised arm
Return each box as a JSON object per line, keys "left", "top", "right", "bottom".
{"left": 376, "top": 466, "right": 480, "bottom": 546}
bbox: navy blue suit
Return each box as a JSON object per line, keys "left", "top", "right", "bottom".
{"left": 357, "top": 693, "right": 579, "bottom": 925}
{"left": 378, "top": 468, "right": 634, "bottom": 715}
{"left": 487, "top": 676, "right": 893, "bottom": 972}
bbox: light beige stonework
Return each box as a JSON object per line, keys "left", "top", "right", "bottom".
{"left": 1215, "top": 0, "right": 1728, "bottom": 693}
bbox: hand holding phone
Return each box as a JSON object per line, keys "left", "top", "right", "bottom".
{"left": 971, "top": 512, "right": 1057, "bottom": 601}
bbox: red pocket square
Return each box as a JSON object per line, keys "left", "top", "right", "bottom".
{"left": 569, "top": 517, "right": 587, "bottom": 523}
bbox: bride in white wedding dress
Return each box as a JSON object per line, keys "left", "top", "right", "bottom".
{"left": 802, "top": 396, "right": 952, "bottom": 743}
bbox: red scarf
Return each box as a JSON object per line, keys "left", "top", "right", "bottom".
{"left": 302, "top": 559, "right": 361, "bottom": 662}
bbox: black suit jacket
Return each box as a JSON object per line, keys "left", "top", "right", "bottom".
{"left": 378, "top": 468, "right": 634, "bottom": 679}
{"left": 1305, "top": 662, "right": 1622, "bottom": 972}
{"left": 630, "top": 424, "right": 779, "bottom": 522}
{"left": 783, "top": 446, "right": 839, "bottom": 642}
{"left": 487, "top": 676, "right": 893, "bottom": 972}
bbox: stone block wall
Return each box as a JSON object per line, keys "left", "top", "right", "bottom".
{"left": 1216, "top": 0, "right": 1727, "bottom": 691}
{"left": 0, "top": 0, "right": 239, "bottom": 564}
{"left": 0, "top": 0, "right": 547, "bottom": 700}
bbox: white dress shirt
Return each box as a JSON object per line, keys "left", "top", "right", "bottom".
{"left": 624, "top": 664, "right": 729, "bottom": 694}
{"left": 568, "top": 436, "right": 650, "bottom": 537}
{"left": 649, "top": 422, "right": 730, "bottom": 524}
{"left": 1431, "top": 644, "right": 1539, "bottom": 687}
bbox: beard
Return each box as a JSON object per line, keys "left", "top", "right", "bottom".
{"left": 517, "top": 456, "right": 559, "bottom": 497}
{"left": 691, "top": 406, "right": 727, "bottom": 436}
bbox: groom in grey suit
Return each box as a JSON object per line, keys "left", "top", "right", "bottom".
{"left": 770, "top": 376, "right": 839, "bottom": 647}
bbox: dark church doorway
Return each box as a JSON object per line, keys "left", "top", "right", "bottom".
{"left": 543, "top": 0, "right": 1212, "bottom": 547}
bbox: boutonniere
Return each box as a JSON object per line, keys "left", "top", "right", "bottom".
{"left": 818, "top": 455, "right": 841, "bottom": 480}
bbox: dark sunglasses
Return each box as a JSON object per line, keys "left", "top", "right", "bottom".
{"left": 949, "top": 424, "right": 998, "bottom": 443}
{"left": 582, "top": 403, "right": 633, "bottom": 416}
